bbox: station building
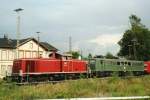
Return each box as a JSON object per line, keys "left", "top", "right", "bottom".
{"left": 0, "top": 35, "right": 57, "bottom": 78}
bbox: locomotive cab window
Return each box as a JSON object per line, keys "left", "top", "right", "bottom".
{"left": 125, "top": 62, "right": 127, "bottom": 65}
{"left": 121, "top": 62, "right": 124, "bottom": 65}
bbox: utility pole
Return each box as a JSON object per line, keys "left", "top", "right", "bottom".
{"left": 128, "top": 44, "right": 132, "bottom": 59}
{"left": 37, "top": 32, "right": 40, "bottom": 58}
{"left": 132, "top": 38, "right": 137, "bottom": 60}
{"left": 14, "top": 8, "right": 23, "bottom": 59}
{"left": 80, "top": 50, "right": 83, "bottom": 60}
{"left": 69, "top": 36, "right": 72, "bottom": 53}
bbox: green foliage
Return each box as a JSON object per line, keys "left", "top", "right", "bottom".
{"left": 71, "top": 51, "right": 80, "bottom": 59}
{"left": 88, "top": 53, "right": 92, "bottom": 59}
{"left": 105, "top": 52, "right": 118, "bottom": 59}
{"left": 118, "top": 14, "right": 150, "bottom": 61}
{"left": 1, "top": 76, "right": 150, "bottom": 99}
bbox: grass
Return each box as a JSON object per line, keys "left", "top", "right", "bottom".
{"left": 0, "top": 76, "right": 150, "bottom": 100}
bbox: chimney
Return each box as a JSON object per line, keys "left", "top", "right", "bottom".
{"left": 4, "top": 34, "right": 8, "bottom": 39}
{"left": 4, "top": 34, "right": 11, "bottom": 45}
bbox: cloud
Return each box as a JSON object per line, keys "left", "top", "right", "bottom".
{"left": 69, "top": 32, "right": 122, "bottom": 56}
{"left": 89, "top": 33, "right": 122, "bottom": 46}
{"left": 0, "top": 0, "right": 150, "bottom": 56}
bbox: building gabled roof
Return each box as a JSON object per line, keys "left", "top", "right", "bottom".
{"left": 0, "top": 36, "right": 57, "bottom": 51}
{"left": 0, "top": 38, "right": 16, "bottom": 49}
{"left": 40, "top": 42, "right": 58, "bottom": 51}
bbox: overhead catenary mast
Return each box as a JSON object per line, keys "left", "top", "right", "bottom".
{"left": 69, "top": 36, "right": 72, "bottom": 53}
{"left": 37, "top": 32, "right": 40, "bottom": 58}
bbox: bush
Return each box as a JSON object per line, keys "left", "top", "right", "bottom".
{"left": 0, "top": 75, "right": 150, "bottom": 99}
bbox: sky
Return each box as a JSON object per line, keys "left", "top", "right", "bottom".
{"left": 0, "top": 0, "right": 150, "bottom": 56}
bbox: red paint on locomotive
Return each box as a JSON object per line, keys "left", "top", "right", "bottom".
{"left": 12, "top": 58, "right": 87, "bottom": 76}
{"left": 144, "top": 61, "right": 150, "bottom": 74}
{"left": 62, "top": 60, "right": 87, "bottom": 73}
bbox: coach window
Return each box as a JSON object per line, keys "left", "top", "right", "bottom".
{"left": 121, "top": 62, "right": 124, "bottom": 65}
{"left": 125, "top": 62, "right": 127, "bottom": 66}
{"left": 117, "top": 62, "right": 120, "bottom": 66}
{"left": 128, "top": 62, "right": 131, "bottom": 66}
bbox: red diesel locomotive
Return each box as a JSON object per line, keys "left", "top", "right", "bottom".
{"left": 12, "top": 58, "right": 88, "bottom": 82}
{"left": 144, "top": 61, "right": 150, "bottom": 74}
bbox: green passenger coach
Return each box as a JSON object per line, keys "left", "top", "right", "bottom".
{"left": 89, "top": 58, "right": 144, "bottom": 77}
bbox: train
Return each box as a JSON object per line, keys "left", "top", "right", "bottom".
{"left": 89, "top": 58, "right": 145, "bottom": 77}
{"left": 11, "top": 58, "right": 88, "bottom": 82}
{"left": 144, "top": 61, "right": 150, "bottom": 73}
{"left": 9, "top": 55, "right": 150, "bottom": 83}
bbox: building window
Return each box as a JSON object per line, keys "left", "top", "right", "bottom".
{"left": 25, "top": 51, "right": 31, "bottom": 58}
{"left": 8, "top": 51, "right": 14, "bottom": 60}
{"left": 1, "top": 50, "right": 7, "bottom": 60}
{"left": 39, "top": 52, "right": 43, "bottom": 57}
{"left": 7, "top": 65, "right": 12, "bottom": 76}
{"left": 32, "top": 51, "right": 37, "bottom": 58}
{"left": 19, "top": 51, "right": 24, "bottom": 58}
{"left": 1, "top": 65, "right": 6, "bottom": 76}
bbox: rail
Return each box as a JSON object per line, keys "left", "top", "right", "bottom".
{"left": 36, "top": 96, "right": 150, "bottom": 100}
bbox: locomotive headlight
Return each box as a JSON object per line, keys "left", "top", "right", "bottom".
{"left": 144, "top": 64, "right": 147, "bottom": 67}
{"left": 19, "top": 70, "right": 23, "bottom": 76}
{"left": 144, "top": 63, "right": 148, "bottom": 71}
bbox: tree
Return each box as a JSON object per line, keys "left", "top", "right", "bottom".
{"left": 118, "top": 14, "right": 150, "bottom": 61}
{"left": 71, "top": 51, "right": 80, "bottom": 59}
{"left": 105, "top": 52, "right": 118, "bottom": 59}
{"left": 88, "top": 53, "right": 92, "bottom": 59}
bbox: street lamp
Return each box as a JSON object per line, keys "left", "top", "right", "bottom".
{"left": 14, "top": 8, "right": 23, "bottom": 59}
{"left": 36, "top": 32, "right": 40, "bottom": 58}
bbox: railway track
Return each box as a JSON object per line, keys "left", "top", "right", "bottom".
{"left": 9, "top": 74, "right": 148, "bottom": 85}
{"left": 15, "top": 80, "right": 64, "bottom": 85}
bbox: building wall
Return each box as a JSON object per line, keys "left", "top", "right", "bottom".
{"left": 0, "top": 49, "right": 15, "bottom": 78}
{"left": 19, "top": 40, "right": 45, "bottom": 58}
{"left": 0, "top": 40, "right": 52, "bottom": 78}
